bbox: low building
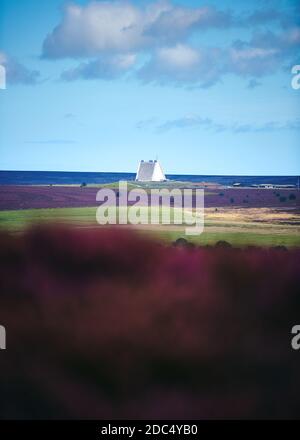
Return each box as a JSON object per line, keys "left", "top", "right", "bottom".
{"left": 135, "top": 160, "right": 166, "bottom": 182}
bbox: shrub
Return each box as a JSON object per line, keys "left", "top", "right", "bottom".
{"left": 273, "top": 245, "right": 287, "bottom": 251}
{"left": 279, "top": 196, "right": 287, "bottom": 202}
{"left": 173, "top": 237, "right": 190, "bottom": 248}
{"left": 215, "top": 240, "right": 232, "bottom": 248}
{"left": 289, "top": 193, "right": 296, "bottom": 201}
{"left": 230, "top": 197, "right": 234, "bottom": 203}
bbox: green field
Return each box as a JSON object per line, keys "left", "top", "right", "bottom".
{"left": 0, "top": 206, "right": 199, "bottom": 229}
{"left": 1, "top": 206, "right": 300, "bottom": 247}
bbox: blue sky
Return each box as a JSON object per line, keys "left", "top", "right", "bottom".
{"left": 0, "top": 0, "right": 299, "bottom": 175}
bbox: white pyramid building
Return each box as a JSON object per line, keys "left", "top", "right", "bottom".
{"left": 135, "top": 160, "right": 166, "bottom": 182}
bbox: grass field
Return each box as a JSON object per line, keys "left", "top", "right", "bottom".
{"left": 0, "top": 205, "right": 299, "bottom": 247}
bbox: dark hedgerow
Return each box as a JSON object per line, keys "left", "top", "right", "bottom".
{"left": 289, "top": 193, "right": 296, "bottom": 200}
{"left": 279, "top": 196, "right": 287, "bottom": 202}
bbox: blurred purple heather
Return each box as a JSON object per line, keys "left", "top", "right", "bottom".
{"left": 0, "top": 226, "right": 300, "bottom": 419}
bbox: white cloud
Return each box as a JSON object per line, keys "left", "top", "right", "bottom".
{"left": 150, "top": 115, "right": 300, "bottom": 133}
{"left": 143, "top": 3, "right": 231, "bottom": 42}
{"left": 157, "top": 44, "right": 200, "bottom": 69}
{"left": 42, "top": 1, "right": 232, "bottom": 58}
{"left": 0, "top": 51, "right": 40, "bottom": 85}
{"left": 230, "top": 47, "right": 279, "bottom": 61}
{"left": 41, "top": 1, "right": 300, "bottom": 86}
{"left": 139, "top": 45, "right": 222, "bottom": 87}
{"left": 227, "top": 27, "right": 300, "bottom": 77}
{"left": 61, "top": 53, "right": 136, "bottom": 81}
{"left": 43, "top": 2, "right": 143, "bottom": 57}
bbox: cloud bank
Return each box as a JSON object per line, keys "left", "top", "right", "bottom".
{"left": 41, "top": 1, "right": 300, "bottom": 87}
